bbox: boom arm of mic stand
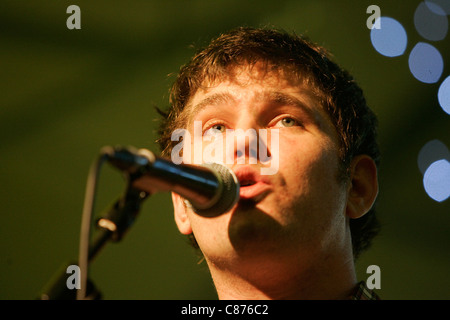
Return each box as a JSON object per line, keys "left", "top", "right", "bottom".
{"left": 38, "top": 185, "right": 149, "bottom": 300}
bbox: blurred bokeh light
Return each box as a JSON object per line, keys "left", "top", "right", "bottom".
{"left": 414, "top": 1, "right": 448, "bottom": 41}
{"left": 370, "top": 17, "right": 407, "bottom": 57}
{"left": 408, "top": 42, "right": 443, "bottom": 83}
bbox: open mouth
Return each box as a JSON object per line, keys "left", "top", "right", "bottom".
{"left": 240, "top": 180, "right": 256, "bottom": 187}
{"left": 233, "top": 166, "right": 272, "bottom": 200}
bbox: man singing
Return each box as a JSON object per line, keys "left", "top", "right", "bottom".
{"left": 157, "top": 27, "right": 380, "bottom": 300}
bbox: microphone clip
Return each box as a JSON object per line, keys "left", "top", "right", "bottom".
{"left": 96, "top": 185, "right": 149, "bottom": 242}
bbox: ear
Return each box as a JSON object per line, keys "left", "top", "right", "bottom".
{"left": 346, "top": 155, "right": 378, "bottom": 219}
{"left": 172, "top": 192, "right": 193, "bottom": 235}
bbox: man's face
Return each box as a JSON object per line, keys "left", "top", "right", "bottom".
{"left": 173, "top": 65, "right": 351, "bottom": 269}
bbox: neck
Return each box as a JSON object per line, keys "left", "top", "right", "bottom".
{"left": 206, "top": 248, "right": 357, "bottom": 300}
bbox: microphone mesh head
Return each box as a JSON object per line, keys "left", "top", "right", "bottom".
{"left": 191, "top": 163, "right": 240, "bottom": 217}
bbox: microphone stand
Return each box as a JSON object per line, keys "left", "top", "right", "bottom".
{"left": 38, "top": 148, "right": 149, "bottom": 300}
{"left": 39, "top": 185, "right": 148, "bottom": 300}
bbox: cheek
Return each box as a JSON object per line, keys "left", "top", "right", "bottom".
{"left": 277, "top": 136, "right": 343, "bottom": 202}
{"left": 277, "top": 138, "right": 348, "bottom": 238}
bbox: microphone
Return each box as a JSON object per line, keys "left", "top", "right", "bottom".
{"left": 103, "top": 146, "right": 240, "bottom": 217}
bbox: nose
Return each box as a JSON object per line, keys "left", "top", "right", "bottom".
{"left": 226, "top": 120, "right": 272, "bottom": 165}
{"left": 234, "top": 128, "right": 259, "bottom": 164}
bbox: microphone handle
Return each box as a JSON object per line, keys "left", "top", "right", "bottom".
{"left": 131, "top": 156, "right": 222, "bottom": 209}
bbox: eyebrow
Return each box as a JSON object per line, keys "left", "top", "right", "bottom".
{"left": 188, "top": 92, "right": 236, "bottom": 117}
{"left": 187, "top": 90, "right": 320, "bottom": 125}
{"left": 265, "top": 91, "right": 315, "bottom": 113}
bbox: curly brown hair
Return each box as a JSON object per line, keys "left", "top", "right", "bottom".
{"left": 156, "top": 27, "right": 381, "bottom": 260}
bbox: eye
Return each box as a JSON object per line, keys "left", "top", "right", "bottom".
{"left": 204, "top": 123, "right": 227, "bottom": 135}
{"left": 211, "top": 124, "right": 226, "bottom": 132}
{"left": 274, "top": 117, "right": 300, "bottom": 128}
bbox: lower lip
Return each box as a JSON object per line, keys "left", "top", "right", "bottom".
{"left": 239, "top": 181, "right": 271, "bottom": 200}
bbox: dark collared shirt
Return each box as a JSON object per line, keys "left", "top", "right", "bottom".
{"left": 350, "top": 281, "right": 380, "bottom": 300}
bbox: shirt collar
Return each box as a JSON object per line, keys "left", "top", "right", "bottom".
{"left": 350, "top": 281, "right": 380, "bottom": 300}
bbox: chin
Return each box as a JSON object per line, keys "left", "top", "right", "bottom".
{"left": 227, "top": 205, "right": 286, "bottom": 254}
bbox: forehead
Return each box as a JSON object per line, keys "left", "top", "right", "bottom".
{"left": 186, "top": 64, "right": 327, "bottom": 121}
{"left": 188, "top": 64, "right": 317, "bottom": 109}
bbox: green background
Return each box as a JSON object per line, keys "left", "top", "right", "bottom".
{"left": 1, "top": 0, "right": 449, "bottom": 299}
